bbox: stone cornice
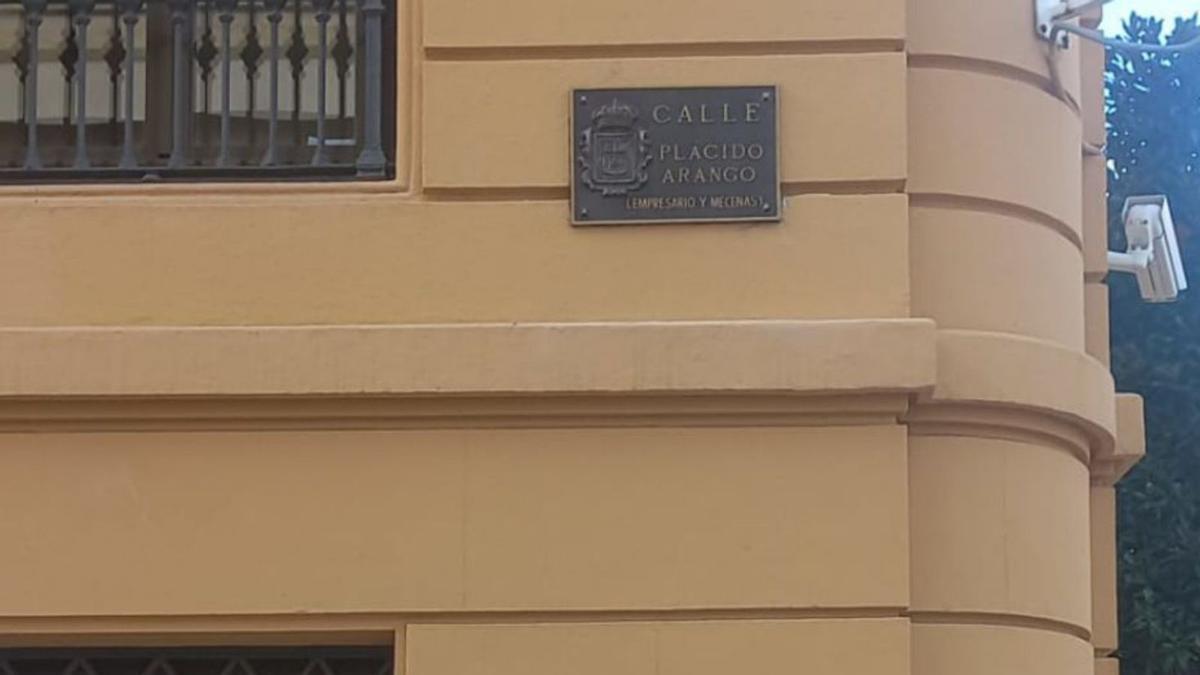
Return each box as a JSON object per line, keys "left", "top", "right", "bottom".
{"left": 928, "top": 329, "right": 1117, "bottom": 457}
{"left": 0, "top": 393, "right": 917, "bottom": 433}
{"left": 0, "top": 320, "right": 936, "bottom": 431}
{"left": 1091, "top": 393, "right": 1145, "bottom": 486}
{"left": 0, "top": 321, "right": 1136, "bottom": 479}
{"left": 906, "top": 402, "right": 1092, "bottom": 466}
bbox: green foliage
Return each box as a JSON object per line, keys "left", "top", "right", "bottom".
{"left": 1109, "top": 12, "right": 1200, "bottom": 675}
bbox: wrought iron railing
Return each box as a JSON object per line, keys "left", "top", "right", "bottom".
{"left": 0, "top": 647, "right": 393, "bottom": 675}
{"left": 4, "top": 0, "right": 394, "bottom": 182}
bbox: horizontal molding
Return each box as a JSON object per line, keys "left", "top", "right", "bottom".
{"left": 0, "top": 394, "right": 912, "bottom": 433}
{"left": 420, "top": 181, "right": 905, "bottom": 203}
{"left": 0, "top": 180, "right": 410, "bottom": 202}
{"left": 0, "top": 325, "right": 1122, "bottom": 453}
{"left": 929, "top": 329, "right": 1116, "bottom": 456}
{"left": 0, "top": 320, "right": 938, "bottom": 398}
{"left": 908, "top": 54, "right": 1082, "bottom": 116}
{"left": 909, "top": 610, "right": 1091, "bottom": 643}
{"left": 0, "top": 320, "right": 937, "bottom": 429}
{"left": 1092, "top": 393, "right": 1145, "bottom": 485}
{"left": 0, "top": 608, "right": 906, "bottom": 641}
{"left": 784, "top": 179, "right": 906, "bottom": 196}
{"left": 0, "top": 629, "right": 397, "bottom": 649}
{"left": 425, "top": 39, "right": 904, "bottom": 62}
{"left": 910, "top": 193, "right": 1082, "bottom": 252}
{"left": 907, "top": 402, "right": 1092, "bottom": 466}
{"left": 0, "top": 324, "right": 1121, "bottom": 461}
{"left": 421, "top": 187, "right": 569, "bottom": 202}
{"left": 908, "top": 68, "right": 1083, "bottom": 236}
{"left": 0, "top": 608, "right": 1092, "bottom": 644}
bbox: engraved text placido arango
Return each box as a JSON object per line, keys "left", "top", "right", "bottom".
{"left": 572, "top": 86, "right": 779, "bottom": 225}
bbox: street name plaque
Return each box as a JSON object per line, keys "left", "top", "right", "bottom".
{"left": 571, "top": 86, "right": 780, "bottom": 226}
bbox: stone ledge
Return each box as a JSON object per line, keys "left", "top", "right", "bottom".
{"left": 1, "top": 323, "right": 1125, "bottom": 450}
{"left": 1092, "top": 393, "right": 1145, "bottom": 486}
{"left": 0, "top": 320, "right": 937, "bottom": 399}
{"left": 931, "top": 329, "right": 1117, "bottom": 455}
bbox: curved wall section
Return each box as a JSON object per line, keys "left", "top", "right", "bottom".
{"left": 908, "top": 0, "right": 1082, "bottom": 104}
{"left": 911, "top": 207, "right": 1085, "bottom": 349}
{"left": 932, "top": 331, "right": 1115, "bottom": 444}
{"left": 909, "top": 68, "right": 1083, "bottom": 240}
{"left": 909, "top": 435, "right": 1092, "bottom": 631}
{"left": 908, "top": 0, "right": 1112, "bottom": 671}
{"left": 912, "top": 624, "right": 1092, "bottom": 675}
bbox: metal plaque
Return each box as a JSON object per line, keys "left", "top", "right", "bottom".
{"left": 571, "top": 86, "right": 780, "bottom": 226}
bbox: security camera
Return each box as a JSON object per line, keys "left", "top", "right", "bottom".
{"left": 1034, "top": 0, "right": 1200, "bottom": 53}
{"left": 1108, "top": 195, "right": 1188, "bottom": 303}
{"left": 1035, "top": 0, "right": 1104, "bottom": 43}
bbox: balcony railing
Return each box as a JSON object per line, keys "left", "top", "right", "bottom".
{"left": 4, "top": 0, "right": 394, "bottom": 182}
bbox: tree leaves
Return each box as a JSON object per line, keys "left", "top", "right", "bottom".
{"left": 1110, "top": 13, "right": 1200, "bottom": 675}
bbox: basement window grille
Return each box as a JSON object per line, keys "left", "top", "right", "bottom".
{"left": 0, "top": 647, "right": 393, "bottom": 675}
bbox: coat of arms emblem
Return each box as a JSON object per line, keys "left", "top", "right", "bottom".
{"left": 578, "top": 99, "right": 651, "bottom": 196}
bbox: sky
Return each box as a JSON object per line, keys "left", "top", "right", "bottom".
{"left": 1102, "top": 0, "right": 1200, "bottom": 32}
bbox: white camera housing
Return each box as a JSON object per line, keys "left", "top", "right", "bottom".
{"left": 1035, "top": 0, "right": 1103, "bottom": 44}
{"left": 1108, "top": 195, "right": 1188, "bottom": 303}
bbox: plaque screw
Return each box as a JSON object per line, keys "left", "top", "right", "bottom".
{"left": 580, "top": 208, "right": 589, "bottom": 218}
{"left": 579, "top": 95, "right": 588, "bottom": 105}
{"left": 762, "top": 91, "right": 772, "bottom": 101}
{"left": 762, "top": 203, "right": 772, "bottom": 212}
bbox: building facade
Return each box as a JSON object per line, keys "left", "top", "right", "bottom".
{"left": 0, "top": 2, "right": 1144, "bottom": 675}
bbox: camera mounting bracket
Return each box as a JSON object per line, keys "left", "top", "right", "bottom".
{"left": 1035, "top": 0, "right": 1105, "bottom": 47}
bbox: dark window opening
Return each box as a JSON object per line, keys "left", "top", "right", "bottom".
{"left": 0, "top": 646, "right": 393, "bottom": 675}
{"left": 1, "top": 0, "right": 396, "bottom": 182}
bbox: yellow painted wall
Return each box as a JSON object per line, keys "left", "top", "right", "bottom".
{"left": 0, "top": 426, "right": 910, "bottom": 615}
{"left": 0, "top": 2, "right": 1138, "bottom": 675}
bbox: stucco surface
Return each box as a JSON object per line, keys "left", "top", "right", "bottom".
{"left": 0, "top": 0, "right": 1135, "bottom": 673}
